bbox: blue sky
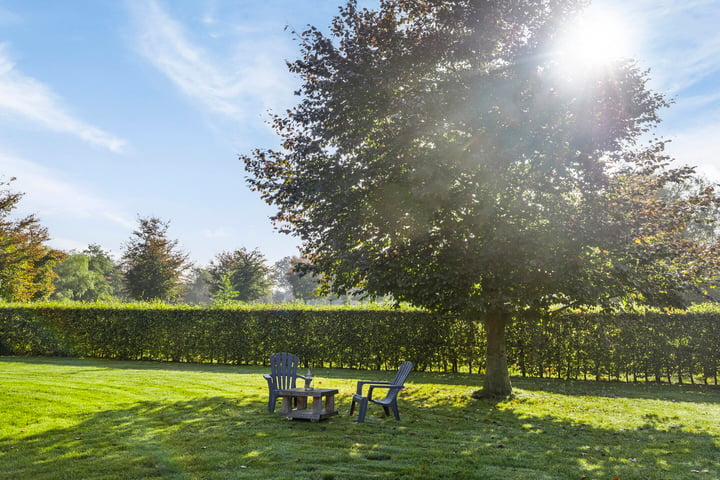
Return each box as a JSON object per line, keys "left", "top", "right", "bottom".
{"left": 0, "top": 0, "right": 719, "bottom": 267}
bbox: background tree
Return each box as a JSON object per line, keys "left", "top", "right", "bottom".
{"left": 274, "top": 256, "right": 321, "bottom": 302}
{"left": 211, "top": 273, "right": 240, "bottom": 305}
{"left": 271, "top": 256, "right": 295, "bottom": 302}
{"left": 208, "top": 248, "right": 271, "bottom": 302}
{"left": 243, "top": 0, "right": 720, "bottom": 396}
{"left": 84, "top": 244, "right": 123, "bottom": 297}
{"left": 661, "top": 174, "right": 720, "bottom": 245}
{"left": 0, "top": 177, "right": 65, "bottom": 301}
{"left": 598, "top": 152, "right": 720, "bottom": 306}
{"left": 183, "top": 267, "right": 213, "bottom": 305}
{"left": 51, "top": 253, "right": 113, "bottom": 302}
{"left": 121, "top": 216, "right": 190, "bottom": 302}
{"left": 52, "top": 245, "right": 122, "bottom": 302}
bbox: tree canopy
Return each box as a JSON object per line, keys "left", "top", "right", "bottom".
{"left": 274, "top": 256, "right": 321, "bottom": 302}
{"left": 208, "top": 248, "right": 271, "bottom": 302}
{"left": 243, "top": 0, "right": 720, "bottom": 396}
{"left": 51, "top": 245, "right": 122, "bottom": 302}
{"left": 121, "top": 216, "right": 190, "bottom": 302}
{"left": 52, "top": 253, "right": 112, "bottom": 302}
{"left": 0, "top": 177, "right": 65, "bottom": 301}
{"left": 183, "top": 267, "right": 213, "bottom": 305}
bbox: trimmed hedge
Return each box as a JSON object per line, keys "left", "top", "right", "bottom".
{"left": 510, "top": 308, "right": 720, "bottom": 385}
{"left": 1, "top": 303, "right": 719, "bottom": 383}
{"left": 0, "top": 303, "right": 481, "bottom": 373}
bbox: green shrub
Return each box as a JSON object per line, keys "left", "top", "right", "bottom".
{"left": 0, "top": 302, "right": 481, "bottom": 372}
{"left": 1, "top": 302, "right": 718, "bottom": 383}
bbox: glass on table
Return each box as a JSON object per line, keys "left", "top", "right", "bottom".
{"left": 304, "top": 367, "right": 313, "bottom": 390}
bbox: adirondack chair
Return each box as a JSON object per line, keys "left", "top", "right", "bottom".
{"left": 263, "top": 352, "right": 310, "bottom": 413}
{"left": 350, "top": 361, "right": 413, "bottom": 423}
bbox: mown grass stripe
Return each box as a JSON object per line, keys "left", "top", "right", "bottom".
{"left": 1, "top": 357, "right": 719, "bottom": 479}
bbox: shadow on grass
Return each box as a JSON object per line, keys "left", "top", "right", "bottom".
{"left": 0, "top": 355, "right": 269, "bottom": 376}
{"left": 6, "top": 356, "right": 720, "bottom": 406}
{"left": 1, "top": 390, "right": 719, "bottom": 479}
{"left": 399, "top": 390, "right": 720, "bottom": 479}
{"left": 511, "top": 375, "right": 720, "bottom": 404}
{"left": 0, "top": 395, "right": 331, "bottom": 480}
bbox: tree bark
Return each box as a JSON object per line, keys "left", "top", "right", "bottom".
{"left": 473, "top": 310, "right": 512, "bottom": 398}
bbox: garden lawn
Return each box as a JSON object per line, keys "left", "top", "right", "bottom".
{"left": 1, "top": 357, "right": 719, "bottom": 479}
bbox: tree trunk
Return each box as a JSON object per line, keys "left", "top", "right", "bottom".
{"left": 473, "top": 310, "right": 512, "bottom": 398}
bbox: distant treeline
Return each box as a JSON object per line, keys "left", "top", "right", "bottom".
{"left": 1, "top": 303, "right": 719, "bottom": 384}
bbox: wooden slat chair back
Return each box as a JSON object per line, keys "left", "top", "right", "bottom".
{"left": 263, "top": 352, "right": 308, "bottom": 413}
{"left": 350, "top": 361, "right": 413, "bottom": 423}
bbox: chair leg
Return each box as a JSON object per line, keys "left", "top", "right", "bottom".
{"left": 350, "top": 397, "right": 356, "bottom": 415}
{"left": 390, "top": 400, "right": 400, "bottom": 421}
{"left": 357, "top": 397, "right": 368, "bottom": 423}
{"left": 382, "top": 406, "right": 390, "bottom": 417}
{"left": 268, "top": 393, "right": 276, "bottom": 413}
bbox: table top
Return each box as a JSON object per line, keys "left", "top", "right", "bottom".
{"left": 278, "top": 387, "right": 339, "bottom": 396}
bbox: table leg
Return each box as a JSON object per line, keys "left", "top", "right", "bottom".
{"left": 312, "top": 395, "right": 322, "bottom": 418}
{"left": 280, "top": 396, "right": 292, "bottom": 414}
{"left": 325, "top": 393, "right": 335, "bottom": 413}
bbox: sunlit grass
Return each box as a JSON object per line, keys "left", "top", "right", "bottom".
{"left": 1, "top": 357, "right": 719, "bottom": 479}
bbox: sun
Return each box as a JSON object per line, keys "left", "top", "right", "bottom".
{"left": 551, "top": 6, "right": 636, "bottom": 73}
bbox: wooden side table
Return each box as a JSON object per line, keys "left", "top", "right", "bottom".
{"left": 277, "top": 388, "right": 339, "bottom": 421}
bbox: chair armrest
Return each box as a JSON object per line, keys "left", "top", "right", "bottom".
{"left": 356, "top": 380, "right": 391, "bottom": 395}
{"left": 263, "top": 374, "right": 274, "bottom": 389}
{"left": 367, "top": 384, "right": 403, "bottom": 401}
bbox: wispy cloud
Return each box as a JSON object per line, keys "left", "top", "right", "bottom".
{"left": 610, "top": 0, "right": 720, "bottom": 94}
{"left": 665, "top": 121, "right": 720, "bottom": 182}
{"left": 201, "top": 227, "right": 234, "bottom": 239}
{"left": 0, "top": 44, "right": 127, "bottom": 153}
{"left": 651, "top": 35, "right": 720, "bottom": 94}
{"left": 0, "top": 149, "right": 135, "bottom": 229}
{"left": 128, "top": 0, "right": 294, "bottom": 121}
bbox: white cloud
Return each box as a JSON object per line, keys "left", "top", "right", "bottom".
{"left": 606, "top": 0, "right": 720, "bottom": 94}
{"left": 0, "top": 44, "right": 127, "bottom": 153}
{"left": 0, "top": 149, "right": 135, "bottom": 229}
{"left": 665, "top": 123, "right": 720, "bottom": 183}
{"left": 128, "top": 0, "right": 295, "bottom": 121}
{"left": 201, "top": 227, "right": 234, "bottom": 239}
{"left": 652, "top": 36, "right": 720, "bottom": 94}
{"left": 669, "top": 91, "right": 720, "bottom": 113}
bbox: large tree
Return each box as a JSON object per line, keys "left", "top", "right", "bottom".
{"left": 121, "top": 216, "right": 190, "bottom": 301}
{"left": 0, "top": 177, "right": 65, "bottom": 301}
{"left": 243, "top": 0, "right": 720, "bottom": 396}
{"left": 208, "top": 248, "right": 271, "bottom": 302}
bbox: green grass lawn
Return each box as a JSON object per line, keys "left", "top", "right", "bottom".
{"left": 1, "top": 357, "right": 719, "bottom": 479}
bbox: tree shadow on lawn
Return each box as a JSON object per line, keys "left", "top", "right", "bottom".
{"left": 400, "top": 390, "right": 720, "bottom": 479}
{"left": 323, "top": 366, "right": 720, "bottom": 408}
{"left": 6, "top": 356, "right": 719, "bottom": 408}
{"left": 2, "top": 392, "right": 719, "bottom": 480}
{"left": 3, "top": 357, "right": 479, "bottom": 382}
{"left": 511, "top": 375, "right": 720, "bottom": 405}
{"left": 0, "top": 396, "right": 324, "bottom": 480}
{"left": 0, "top": 355, "right": 270, "bottom": 376}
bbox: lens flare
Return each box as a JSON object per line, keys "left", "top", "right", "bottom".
{"left": 551, "top": 6, "right": 636, "bottom": 76}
